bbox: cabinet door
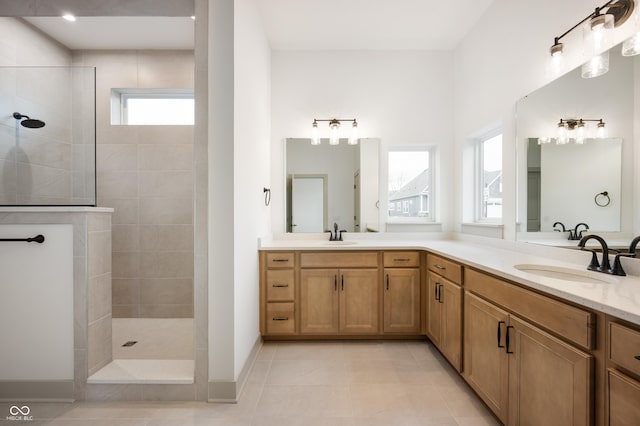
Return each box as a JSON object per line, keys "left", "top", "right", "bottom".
{"left": 300, "top": 269, "right": 339, "bottom": 334}
{"left": 426, "top": 271, "right": 442, "bottom": 345}
{"left": 608, "top": 368, "right": 640, "bottom": 426}
{"left": 508, "top": 316, "right": 593, "bottom": 426}
{"left": 383, "top": 268, "right": 420, "bottom": 333}
{"left": 464, "top": 292, "right": 509, "bottom": 424}
{"left": 339, "top": 269, "right": 379, "bottom": 334}
{"left": 440, "top": 279, "right": 462, "bottom": 371}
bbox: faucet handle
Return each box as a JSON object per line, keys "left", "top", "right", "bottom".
{"left": 338, "top": 230, "right": 347, "bottom": 241}
{"left": 581, "top": 249, "right": 600, "bottom": 271}
{"left": 611, "top": 253, "right": 636, "bottom": 276}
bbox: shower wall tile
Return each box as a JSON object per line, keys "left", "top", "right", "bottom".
{"left": 139, "top": 170, "right": 193, "bottom": 198}
{"left": 97, "top": 171, "right": 138, "bottom": 198}
{"left": 88, "top": 230, "right": 111, "bottom": 277}
{"left": 139, "top": 197, "right": 193, "bottom": 225}
{"left": 140, "top": 252, "right": 194, "bottom": 278}
{"left": 112, "top": 225, "right": 140, "bottom": 251}
{"left": 17, "top": 163, "right": 71, "bottom": 200}
{"left": 89, "top": 273, "right": 112, "bottom": 323}
{"left": 97, "top": 144, "right": 138, "bottom": 171}
{"left": 138, "top": 144, "right": 193, "bottom": 171}
{"left": 112, "top": 251, "right": 140, "bottom": 278}
{"left": 100, "top": 198, "right": 139, "bottom": 225}
{"left": 112, "top": 278, "right": 140, "bottom": 306}
{"left": 140, "top": 278, "right": 193, "bottom": 305}
{"left": 88, "top": 314, "right": 112, "bottom": 377}
{"left": 80, "top": 49, "right": 194, "bottom": 319}
{"left": 140, "top": 225, "right": 193, "bottom": 251}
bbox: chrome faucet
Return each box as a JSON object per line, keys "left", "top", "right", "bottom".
{"left": 578, "top": 234, "right": 611, "bottom": 273}
{"left": 570, "top": 223, "right": 589, "bottom": 241}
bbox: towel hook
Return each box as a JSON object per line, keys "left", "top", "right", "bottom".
{"left": 263, "top": 187, "right": 271, "bottom": 206}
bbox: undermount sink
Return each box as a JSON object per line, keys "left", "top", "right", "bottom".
{"left": 322, "top": 241, "right": 358, "bottom": 246}
{"left": 514, "top": 264, "right": 617, "bottom": 284}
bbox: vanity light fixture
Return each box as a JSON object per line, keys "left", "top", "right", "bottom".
{"left": 549, "top": 0, "right": 635, "bottom": 74}
{"left": 310, "top": 118, "right": 359, "bottom": 145}
{"left": 542, "top": 118, "right": 607, "bottom": 144}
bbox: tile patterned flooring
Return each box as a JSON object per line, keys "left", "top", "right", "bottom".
{"left": 1, "top": 341, "right": 500, "bottom": 425}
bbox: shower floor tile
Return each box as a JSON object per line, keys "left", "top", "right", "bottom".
{"left": 87, "top": 359, "right": 194, "bottom": 384}
{"left": 112, "top": 318, "right": 194, "bottom": 360}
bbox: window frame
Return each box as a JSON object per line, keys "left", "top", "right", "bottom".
{"left": 386, "top": 146, "right": 436, "bottom": 223}
{"left": 111, "top": 88, "right": 194, "bottom": 125}
{"left": 474, "top": 130, "right": 503, "bottom": 223}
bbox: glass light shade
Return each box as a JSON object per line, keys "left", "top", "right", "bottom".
{"left": 597, "top": 122, "right": 606, "bottom": 138}
{"left": 576, "top": 123, "right": 585, "bottom": 144}
{"left": 622, "top": 33, "right": 640, "bottom": 56}
{"left": 537, "top": 137, "right": 551, "bottom": 145}
{"left": 348, "top": 121, "right": 358, "bottom": 145}
{"left": 311, "top": 122, "right": 320, "bottom": 145}
{"left": 581, "top": 51, "right": 610, "bottom": 78}
{"left": 583, "top": 13, "right": 613, "bottom": 56}
{"left": 329, "top": 122, "right": 340, "bottom": 145}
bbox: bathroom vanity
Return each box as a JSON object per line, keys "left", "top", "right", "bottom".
{"left": 259, "top": 237, "right": 640, "bottom": 425}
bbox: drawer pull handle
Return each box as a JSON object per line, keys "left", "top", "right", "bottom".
{"left": 497, "top": 321, "right": 505, "bottom": 348}
{"left": 334, "top": 275, "right": 337, "bottom": 291}
{"left": 394, "top": 258, "right": 410, "bottom": 262}
{"left": 272, "top": 259, "right": 289, "bottom": 263}
{"left": 272, "top": 284, "right": 289, "bottom": 288}
{"left": 438, "top": 284, "right": 444, "bottom": 303}
{"left": 635, "top": 355, "right": 640, "bottom": 361}
{"left": 434, "top": 264, "right": 446, "bottom": 270}
{"left": 506, "top": 325, "right": 514, "bottom": 354}
{"left": 272, "top": 317, "right": 289, "bottom": 321}
{"left": 386, "top": 274, "right": 390, "bottom": 290}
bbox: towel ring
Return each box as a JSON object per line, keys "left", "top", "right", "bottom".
{"left": 263, "top": 187, "right": 271, "bottom": 206}
{"left": 594, "top": 191, "right": 610, "bottom": 207}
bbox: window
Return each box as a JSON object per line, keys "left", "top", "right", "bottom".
{"left": 388, "top": 148, "right": 434, "bottom": 220}
{"left": 111, "top": 88, "right": 194, "bottom": 125}
{"left": 476, "top": 133, "right": 502, "bottom": 221}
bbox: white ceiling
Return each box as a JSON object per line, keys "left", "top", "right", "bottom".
{"left": 23, "top": 0, "right": 494, "bottom": 51}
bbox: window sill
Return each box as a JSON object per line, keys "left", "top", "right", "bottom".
{"left": 461, "top": 222, "right": 504, "bottom": 239}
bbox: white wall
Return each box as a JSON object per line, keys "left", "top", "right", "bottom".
{"left": 271, "top": 50, "right": 454, "bottom": 233}
{"left": 233, "top": 0, "right": 271, "bottom": 379}
{"left": 453, "top": 0, "right": 640, "bottom": 240}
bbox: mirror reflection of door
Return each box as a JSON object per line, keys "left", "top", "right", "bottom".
{"left": 291, "top": 174, "right": 327, "bottom": 232}
{"left": 527, "top": 171, "right": 541, "bottom": 231}
{"left": 354, "top": 171, "right": 361, "bottom": 232}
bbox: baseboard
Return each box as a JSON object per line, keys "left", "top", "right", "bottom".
{"left": 208, "top": 335, "right": 262, "bottom": 403}
{"left": 0, "top": 380, "right": 74, "bottom": 402}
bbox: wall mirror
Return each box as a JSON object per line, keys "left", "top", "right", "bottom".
{"left": 285, "top": 138, "right": 380, "bottom": 233}
{"left": 516, "top": 42, "right": 635, "bottom": 242}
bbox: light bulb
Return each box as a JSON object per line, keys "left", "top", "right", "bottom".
{"left": 348, "top": 120, "right": 358, "bottom": 145}
{"left": 311, "top": 120, "right": 320, "bottom": 145}
{"left": 329, "top": 119, "right": 340, "bottom": 145}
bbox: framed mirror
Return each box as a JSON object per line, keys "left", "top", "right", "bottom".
{"left": 516, "top": 42, "right": 635, "bottom": 244}
{"left": 285, "top": 138, "right": 380, "bottom": 233}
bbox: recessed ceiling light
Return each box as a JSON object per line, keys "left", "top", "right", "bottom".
{"left": 62, "top": 14, "right": 76, "bottom": 22}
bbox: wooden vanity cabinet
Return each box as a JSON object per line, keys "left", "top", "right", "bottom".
{"left": 299, "top": 252, "right": 379, "bottom": 335}
{"left": 425, "top": 254, "right": 462, "bottom": 371}
{"left": 606, "top": 320, "right": 640, "bottom": 425}
{"left": 260, "top": 252, "right": 297, "bottom": 335}
{"left": 464, "top": 268, "right": 594, "bottom": 426}
{"left": 383, "top": 251, "right": 421, "bottom": 334}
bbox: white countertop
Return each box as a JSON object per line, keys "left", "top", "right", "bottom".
{"left": 259, "top": 235, "right": 640, "bottom": 326}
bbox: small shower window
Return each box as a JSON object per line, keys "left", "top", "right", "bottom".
{"left": 111, "top": 88, "right": 194, "bottom": 125}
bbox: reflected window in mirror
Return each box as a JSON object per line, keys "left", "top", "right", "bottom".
{"left": 476, "top": 131, "right": 503, "bottom": 222}
{"left": 387, "top": 147, "right": 435, "bottom": 222}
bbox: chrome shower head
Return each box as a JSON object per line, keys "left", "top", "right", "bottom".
{"left": 13, "top": 112, "right": 46, "bottom": 129}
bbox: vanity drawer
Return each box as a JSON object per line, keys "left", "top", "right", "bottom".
{"left": 266, "top": 303, "right": 295, "bottom": 334}
{"left": 466, "top": 268, "right": 595, "bottom": 349}
{"left": 300, "top": 251, "right": 378, "bottom": 268}
{"left": 266, "top": 252, "right": 295, "bottom": 268}
{"left": 609, "top": 322, "right": 640, "bottom": 377}
{"left": 608, "top": 369, "right": 640, "bottom": 424}
{"left": 266, "top": 270, "right": 295, "bottom": 301}
{"left": 383, "top": 251, "right": 420, "bottom": 268}
{"left": 427, "top": 254, "right": 462, "bottom": 284}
